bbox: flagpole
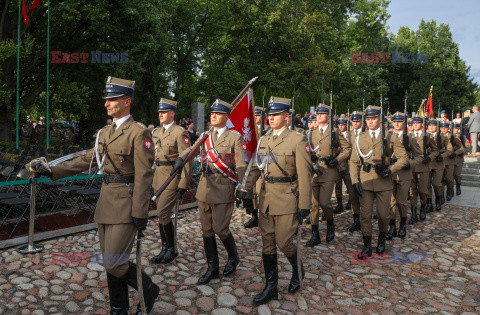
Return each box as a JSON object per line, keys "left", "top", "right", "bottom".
{"left": 46, "top": 0, "right": 50, "bottom": 147}
{"left": 16, "top": 0, "right": 22, "bottom": 150}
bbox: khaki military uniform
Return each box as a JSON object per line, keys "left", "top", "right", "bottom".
{"left": 442, "top": 133, "right": 461, "bottom": 191}
{"left": 50, "top": 117, "right": 154, "bottom": 277}
{"left": 180, "top": 128, "right": 246, "bottom": 240}
{"left": 454, "top": 134, "right": 471, "bottom": 185}
{"left": 152, "top": 124, "right": 192, "bottom": 225}
{"left": 50, "top": 129, "right": 61, "bottom": 145}
{"left": 21, "top": 126, "right": 33, "bottom": 144}
{"left": 247, "top": 128, "right": 312, "bottom": 256}
{"left": 390, "top": 132, "right": 423, "bottom": 218}
{"left": 64, "top": 130, "right": 74, "bottom": 145}
{"left": 308, "top": 126, "right": 351, "bottom": 224}
{"left": 410, "top": 131, "right": 437, "bottom": 206}
{"left": 36, "top": 127, "right": 45, "bottom": 146}
{"left": 349, "top": 130, "right": 408, "bottom": 236}
{"left": 427, "top": 132, "right": 452, "bottom": 197}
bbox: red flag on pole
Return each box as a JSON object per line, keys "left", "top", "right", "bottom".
{"left": 426, "top": 86, "right": 433, "bottom": 118}
{"left": 30, "top": 0, "right": 43, "bottom": 11}
{"left": 227, "top": 88, "right": 258, "bottom": 161}
{"left": 22, "top": 0, "right": 29, "bottom": 24}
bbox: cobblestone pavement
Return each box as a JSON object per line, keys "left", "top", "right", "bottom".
{"left": 1, "top": 202, "right": 480, "bottom": 314}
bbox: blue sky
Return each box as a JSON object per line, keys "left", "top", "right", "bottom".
{"left": 386, "top": 0, "right": 480, "bottom": 84}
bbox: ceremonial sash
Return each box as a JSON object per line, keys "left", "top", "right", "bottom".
{"left": 204, "top": 133, "right": 238, "bottom": 183}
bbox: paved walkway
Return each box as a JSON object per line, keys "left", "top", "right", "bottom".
{"left": 1, "top": 201, "right": 480, "bottom": 314}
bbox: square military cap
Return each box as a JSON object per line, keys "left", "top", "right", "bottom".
{"left": 350, "top": 111, "right": 363, "bottom": 121}
{"left": 412, "top": 116, "right": 424, "bottom": 123}
{"left": 211, "top": 99, "right": 233, "bottom": 114}
{"left": 268, "top": 96, "right": 291, "bottom": 114}
{"left": 392, "top": 111, "right": 405, "bottom": 122}
{"left": 316, "top": 103, "right": 331, "bottom": 114}
{"left": 158, "top": 98, "right": 177, "bottom": 111}
{"left": 255, "top": 106, "right": 264, "bottom": 116}
{"left": 103, "top": 76, "right": 135, "bottom": 99}
{"left": 365, "top": 105, "right": 381, "bottom": 117}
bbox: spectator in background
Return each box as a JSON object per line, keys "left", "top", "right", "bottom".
{"left": 187, "top": 122, "right": 199, "bottom": 143}
{"left": 106, "top": 118, "right": 113, "bottom": 126}
{"left": 440, "top": 110, "right": 448, "bottom": 122}
{"left": 463, "top": 110, "right": 471, "bottom": 140}
{"left": 467, "top": 105, "right": 480, "bottom": 155}
{"left": 453, "top": 113, "right": 462, "bottom": 124}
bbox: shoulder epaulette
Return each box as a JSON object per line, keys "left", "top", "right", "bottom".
{"left": 135, "top": 122, "right": 147, "bottom": 129}
{"left": 230, "top": 129, "right": 242, "bottom": 137}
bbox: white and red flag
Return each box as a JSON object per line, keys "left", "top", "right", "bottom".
{"left": 227, "top": 88, "right": 258, "bottom": 161}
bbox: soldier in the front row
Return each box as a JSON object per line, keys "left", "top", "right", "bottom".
{"left": 387, "top": 112, "right": 422, "bottom": 239}
{"left": 427, "top": 120, "right": 452, "bottom": 212}
{"left": 307, "top": 104, "right": 351, "bottom": 246}
{"left": 453, "top": 123, "right": 471, "bottom": 195}
{"left": 440, "top": 122, "right": 460, "bottom": 201}
{"left": 347, "top": 111, "right": 364, "bottom": 232}
{"left": 30, "top": 77, "right": 159, "bottom": 314}
{"left": 241, "top": 96, "right": 312, "bottom": 305}
{"left": 409, "top": 117, "right": 437, "bottom": 222}
{"left": 350, "top": 106, "right": 408, "bottom": 259}
{"left": 173, "top": 99, "right": 246, "bottom": 285}
{"left": 150, "top": 98, "right": 192, "bottom": 265}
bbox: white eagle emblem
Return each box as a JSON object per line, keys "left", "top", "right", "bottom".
{"left": 242, "top": 118, "right": 252, "bottom": 143}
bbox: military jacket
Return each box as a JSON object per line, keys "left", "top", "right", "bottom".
{"left": 391, "top": 131, "right": 423, "bottom": 181}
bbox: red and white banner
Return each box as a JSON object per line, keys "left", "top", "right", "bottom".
{"left": 227, "top": 88, "right": 258, "bottom": 161}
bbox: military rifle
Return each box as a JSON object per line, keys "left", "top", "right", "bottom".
{"left": 261, "top": 89, "right": 266, "bottom": 136}
{"left": 291, "top": 88, "right": 295, "bottom": 130}
{"left": 329, "top": 90, "right": 334, "bottom": 161}
{"left": 362, "top": 90, "right": 366, "bottom": 132}
{"left": 380, "top": 90, "right": 386, "bottom": 171}
{"left": 450, "top": 105, "right": 455, "bottom": 144}
{"left": 403, "top": 93, "right": 409, "bottom": 151}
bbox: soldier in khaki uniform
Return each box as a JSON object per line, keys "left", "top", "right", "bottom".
{"left": 307, "top": 104, "right": 351, "bottom": 246}
{"left": 287, "top": 110, "right": 305, "bottom": 134}
{"left": 150, "top": 98, "right": 192, "bottom": 265}
{"left": 350, "top": 106, "right": 408, "bottom": 259}
{"left": 440, "top": 122, "right": 461, "bottom": 201}
{"left": 427, "top": 120, "right": 453, "bottom": 211}
{"left": 453, "top": 123, "right": 471, "bottom": 195}
{"left": 31, "top": 77, "right": 159, "bottom": 314}
{"left": 334, "top": 117, "right": 348, "bottom": 214}
{"left": 409, "top": 116, "right": 437, "bottom": 222}
{"left": 174, "top": 99, "right": 246, "bottom": 285}
{"left": 387, "top": 112, "right": 422, "bottom": 239}
{"left": 64, "top": 127, "right": 74, "bottom": 146}
{"left": 50, "top": 126, "right": 61, "bottom": 145}
{"left": 241, "top": 96, "right": 312, "bottom": 305}
{"left": 21, "top": 123, "right": 33, "bottom": 144}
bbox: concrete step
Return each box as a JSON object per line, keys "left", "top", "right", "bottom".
{"left": 464, "top": 156, "right": 480, "bottom": 163}
{"left": 461, "top": 168, "right": 480, "bottom": 175}
{"left": 463, "top": 162, "right": 480, "bottom": 169}
{"left": 460, "top": 174, "right": 480, "bottom": 182}
{"left": 461, "top": 180, "right": 480, "bottom": 188}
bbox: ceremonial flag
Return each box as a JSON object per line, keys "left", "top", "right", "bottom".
{"left": 418, "top": 99, "right": 425, "bottom": 117}
{"left": 227, "top": 88, "right": 258, "bottom": 161}
{"left": 22, "top": 0, "right": 29, "bottom": 24}
{"left": 30, "top": 0, "right": 43, "bottom": 11}
{"left": 426, "top": 86, "right": 434, "bottom": 117}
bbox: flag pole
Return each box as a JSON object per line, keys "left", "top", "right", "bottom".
{"left": 45, "top": 0, "right": 51, "bottom": 147}
{"left": 16, "top": 0, "right": 22, "bottom": 150}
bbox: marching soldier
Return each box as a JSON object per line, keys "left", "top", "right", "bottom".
{"left": 150, "top": 98, "right": 192, "bottom": 264}
{"left": 29, "top": 77, "right": 159, "bottom": 314}
{"left": 255, "top": 106, "right": 270, "bottom": 134}
{"left": 386, "top": 112, "right": 422, "bottom": 239}
{"left": 453, "top": 123, "right": 471, "bottom": 195}
{"left": 240, "top": 96, "right": 312, "bottom": 305}
{"left": 36, "top": 124, "right": 45, "bottom": 146}
{"left": 350, "top": 106, "right": 408, "bottom": 259}
{"left": 307, "top": 104, "right": 351, "bottom": 246}
{"left": 173, "top": 99, "right": 246, "bottom": 285}
{"left": 21, "top": 123, "right": 33, "bottom": 144}
{"left": 440, "top": 122, "right": 460, "bottom": 201}
{"left": 427, "top": 119, "right": 452, "bottom": 211}
{"left": 409, "top": 117, "right": 437, "bottom": 222}
{"left": 334, "top": 117, "right": 350, "bottom": 214}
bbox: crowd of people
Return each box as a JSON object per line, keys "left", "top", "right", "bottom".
{"left": 20, "top": 120, "right": 83, "bottom": 147}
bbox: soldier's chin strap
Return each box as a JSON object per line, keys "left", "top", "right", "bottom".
{"left": 27, "top": 157, "right": 51, "bottom": 173}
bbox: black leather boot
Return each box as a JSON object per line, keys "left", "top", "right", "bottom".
{"left": 408, "top": 206, "right": 418, "bottom": 224}
{"left": 449, "top": 187, "right": 455, "bottom": 199}
{"left": 357, "top": 236, "right": 372, "bottom": 260}
{"left": 347, "top": 214, "right": 361, "bottom": 232}
{"left": 397, "top": 217, "right": 407, "bottom": 238}
{"left": 120, "top": 262, "right": 160, "bottom": 315}
{"left": 150, "top": 224, "right": 167, "bottom": 264}
{"left": 334, "top": 197, "right": 344, "bottom": 214}
{"left": 160, "top": 221, "right": 178, "bottom": 264}
{"left": 435, "top": 195, "right": 442, "bottom": 211}
{"left": 419, "top": 204, "right": 426, "bottom": 221}
{"left": 197, "top": 236, "right": 219, "bottom": 285}
{"left": 446, "top": 188, "right": 452, "bottom": 201}
{"left": 425, "top": 198, "right": 433, "bottom": 213}
{"left": 385, "top": 219, "right": 397, "bottom": 240}
{"left": 286, "top": 251, "right": 304, "bottom": 293}
{"left": 306, "top": 224, "right": 321, "bottom": 247}
{"left": 253, "top": 253, "right": 278, "bottom": 305}
{"left": 376, "top": 232, "right": 386, "bottom": 255}
{"left": 244, "top": 209, "right": 258, "bottom": 228}
{"left": 345, "top": 198, "right": 351, "bottom": 210}
{"left": 221, "top": 234, "right": 239, "bottom": 276}
{"left": 321, "top": 212, "right": 326, "bottom": 221}
{"left": 107, "top": 273, "right": 128, "bottom": 315}
{"left": 456, "top": 184, "right": 461, "bottom": 195}
{"left": 326, "top": 220, "right": 335, "bottom": 242}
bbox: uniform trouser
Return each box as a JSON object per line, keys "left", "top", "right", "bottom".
{"left": 259, "top": 208, "right": 297, "bottom": 257}
{"left": 335, "top": 173, "right": 343, "bottom": 199}
{"left": 454, "top": 160, "right": 464, "bottom": 184}
{"left": 442, "top": 164, "right": 455, "bottom": 189}
{"left": 97, "top": 223, "right": 137, "bottom": 278}
{"left": 310, "top": 180, "right": 335, "bottom": 224}
{"left": 410, "top": 172, "right": 429, "bottom": 207}
{"left": 391, "top": 179, "right": 410, "bottom": 219}
{"left": 252, "top": 179, "right": 262, "bottom": 209}
{"left": 472, "top": 132, "right": 479, "bottom": 154}
{"left": 360, "top": 190, "right": 393, "bottom": 236}
{"left": 428, "top": 168, "right": 444, "bottom": 197}
{"left": 198, "top": 201, "right": 234, "bottom": 240}
{"left": 343, "top": 173, "right": 360, "bottom": 215}
{"left": 156, "top": 187, "right": 177, "bottom": 225}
